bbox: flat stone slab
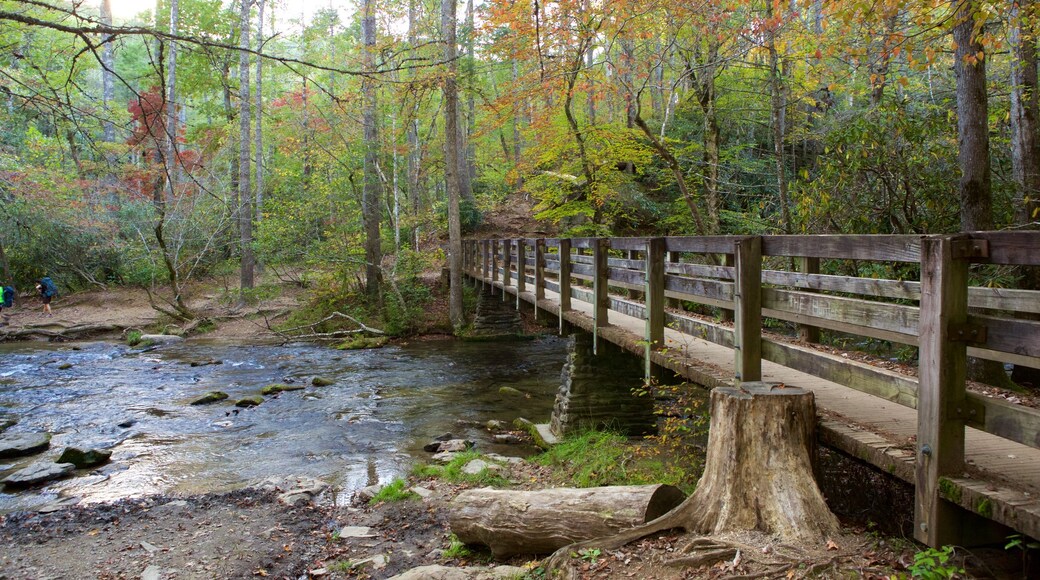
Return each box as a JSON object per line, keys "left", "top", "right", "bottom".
{"left": 534, "top": 424, "right": 559, "bottom": 446}
{"left": 0, "top": 432, "right": 52, "bottom": 459}
{"left": 2, "top": 462, "right": 75, "bottom": 487}
{"left": 138, "top": 334, "right": 184, "bottom": 345}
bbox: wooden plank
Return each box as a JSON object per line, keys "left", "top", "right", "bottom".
{"left": 593, "top": 238, "right": 609, "bottom": 328}
{"left": 664, "top": 276, "right": 734, "bottom": 304}
{"left": 610, "top": 237, "right": 649, "bottom": 251}
{"left": 516, "top": 239, "right": 527, "bottom": 296}
{"left": 763, "top": 270, "right": 1040, "bottom": 314}
{"left": 502, "top": 239, "right": 513, "bottom": 298}
{"left": 972, "top": 315, "right": 1040, "bottom": 358}
{"left": 665, "top": 236, "right": 747, "bottom": 254}
{"left": 762, "top": 288, "right": 920, "bottom": 337}
{"left": 609, "top": 267, "right": 646, "bottom": 288}
{"left": 760, "top": 340, "right": 920, "bottom": 409}
{"left": 666, "top": 262, "right": 735, "bottom": 280}
{"left": 968, "top": 393, "right": 1040, "bottom": 451}
{"left": 970, "top": 232, "right": 1040, "bottom": 265}
{"left": 762, "top": 270, "right": 921, "bottom": 299}
{"left": 734, "top": 237, "right": 762, "bottom": 382}
{"left": 535, "top": 238, "right": 546, "bottom": 318}
{"left": 762, "top": 235, "right": 922, "bottom": 262}
{"left": 491, "top": 239, "right": 499, "bottom": 285}
{"left": 559, "top": 238, "right": 572, "bottom": 333}
{"left": 646, "top": 238, "right": 665, "bottom": 367}
{"left": 915, "top": 235, "right": 969, "bottom": 547}
{"left": 797, "top": 257, "right": 821, "bottom": 343}
{"left": 967, "top": 346, "right": 1040, "bottom": 370}
{"left": 571, "top": 237, "right": 598, "bottom": 249}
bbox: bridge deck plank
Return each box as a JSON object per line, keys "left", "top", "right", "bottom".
{"left": 487, "top": 277, "right": 1040, "bottom": 538}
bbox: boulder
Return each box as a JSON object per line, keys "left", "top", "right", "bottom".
{"left": 57, "top": 447, "right": 112, "bottom": 468}
{"left": 485, "top": 420, "right": 507, "bottom": 431}
{"left": 498, "top": 386, "right": 524, "bottom": 397}
{"left": 261, "top": 383, "right": 306, "bottom": 396}
{"left": 493, "top": 434, "right": 523, "bottom": 445}
{"left": 0, "top": 432, "right": 52, "bottom": 459}
{"left": 190, "top": 391, "right": 229, "bottom": 405}
{"left": 311, "top": 376, "right": 335, "bottom": 387}
{"left": 189, "top": 359, "right": 223, "bottom": 367}
{"left": 235, "top": 396, "right": 264, "bottom": 408}
{"left": 57, "top": 363, "right": 73, "bottom": 370}
{"left": 424, "top": 439, "right": 474, "bottom": 453}
{"left": 2, "top": 462, "right": 76, "bottom": 488}
{"left": 0, "top": 414, "right": 17, "bottom": 433}
{"left": 461, "top": 459, "right": 502, "bottom": 476}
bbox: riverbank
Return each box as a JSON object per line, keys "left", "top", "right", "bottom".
{"left": 0, "top": 282, "right": 1030, "bottom": 579}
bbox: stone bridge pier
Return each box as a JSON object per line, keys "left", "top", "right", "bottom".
{"left": 550, "top": 330, "right": 655, "bottom": 438}
{"left": 469, "top": 286, "right": 523, "bottom": 338}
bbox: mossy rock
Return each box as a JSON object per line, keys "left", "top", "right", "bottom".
{"left": 311, "top": 376, "right": 335, "bottom": 387}
{"left": 190, "top": 391, "right": 229, "bottom": 406}
{"left": 57, "top": 363, "right": 73, "bottom": 370}
{"left": 57, "top": 447, "right": 112, "bottom": 468}
{"left": 335, "top": 336, "right": 389, "bottom": 350}
{"left": 498, "top": 386, "right": 525, "bottom": 397}
{"left": 235, "top": 396, "right": 265, "bottom": 408}
{"left": 261, "top": 383, "right": 306, "bottom": 395}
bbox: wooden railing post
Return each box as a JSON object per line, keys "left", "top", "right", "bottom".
{"left": 798, "top": 256, "right": 821, "bottom": 343}
{"left": 720, "top": 253, "right": 735, "bottom": 322}
{"left": 593, "top": 237, "right": 610, "bottom": 354}
{"left": 481, "top": 240, "right": 489, "bottom": 291}
{"left": 491, "top": 239, "right": 499, "bottom": 291}
{"left": 666, "top": 250, "right": 681, "bottom": 309}
{"left": 535, "top": 238, "right": 546, "bottom": 320}
{"left": 516, "top": 238, "right": 527, "bottom": 310}
{"left": 733, "top": 236, "right": 762, "bottom": 382}
{"left": 645, "top": 238, "right": 665, "bottom": 377}
{"left": 558, "top": 238, "right": 572, "bottom": 334}
{"left": 915, "top": 235, "right": 969, "bottom": 547}
{"left": 502, "top": 239, "right": 512, "bottom": 301}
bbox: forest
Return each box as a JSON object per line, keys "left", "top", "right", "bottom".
{"left": 0, "top": 0, "right": 1037, "bottom": 331}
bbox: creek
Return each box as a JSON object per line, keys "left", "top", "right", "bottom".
{"left": 0, "top": 336, "right": 569, "bottom": 513}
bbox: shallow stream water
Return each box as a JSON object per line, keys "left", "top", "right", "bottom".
{"left": 0, "top": 336, "right": 569, "bottom": 513}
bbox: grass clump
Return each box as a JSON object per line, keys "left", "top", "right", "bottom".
{"left": 126, "top": 330, "right": 142, "bottom": 346}
{"left": 412, "top": 451, "right": 510, "bottom": 487}
{"left": 535, "top": 429, "right": 693, "bottom": 492}
{"left": 442, "top": 534, "right": 475, "bottom": 560}
{"left": 369, "top": 477, "right": 418, "bottom": 504}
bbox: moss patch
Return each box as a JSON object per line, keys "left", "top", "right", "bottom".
{"left": 938, "top": 477, "right": 962, "bottom": 504}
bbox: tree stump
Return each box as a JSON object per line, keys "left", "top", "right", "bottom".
{"left": 448, "top": 484, "right": 685, "bottom": 558}
{"left": 539, "top": 383, "right": 840, "bottom": 573}
{"left": 676, "top": 382, "right": 839, "bottom": 543}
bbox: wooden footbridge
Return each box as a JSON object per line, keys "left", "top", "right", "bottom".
{"left": 462, "top": 232, "right": 1040, "bottom": 548}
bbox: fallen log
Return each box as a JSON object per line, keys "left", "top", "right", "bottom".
{"left": 448, "top": 484, "right": 685, "bottom": 558}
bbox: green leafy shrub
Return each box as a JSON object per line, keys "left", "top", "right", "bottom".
{"left": 908, "top": 546, "right": 964, "bottom": 579}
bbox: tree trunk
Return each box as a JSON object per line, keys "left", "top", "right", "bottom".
{"left": 407, "top": 0, "right": 423, "bottom": 223}
{"left": 1010, "top": 0, "right": 1040, "bottom": 228}
{"left": 463, "top": 0, "right": 477, "bottom": 197}
{"left": 362, "top": 0, "right": 382, "bottom": 301}
{"left": 953, "top": 0, "right": 992, "bottom": 231}
{"left": 100, "top": 0, "right": 115, "bottom": 144}
{"left": 512, "top": 59, "right": 524, "bottom": 191}
{"left": 449, "top": 485, "right": 685, "bottom": 558}
{"left": 254, "top": 0, "right": 265, "bottom": 225}
{"left": 166, "top": 0, "right": 178, "bottom": 205}
{"left": 443, "top": 0, "right": 464, "bottom": 330}
{"left": 767, "top": 0, "right": 792, "bottom": 234}
{"left": 238, "top": 0, "right": 254, "bottom": 291}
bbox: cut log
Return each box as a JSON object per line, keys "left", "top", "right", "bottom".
{"left": 449, "top": 484, "right": 685, "bottom": 558}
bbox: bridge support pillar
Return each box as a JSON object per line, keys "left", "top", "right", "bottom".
{"left": 550, "top": 331, "right": 654, "bottom": 438}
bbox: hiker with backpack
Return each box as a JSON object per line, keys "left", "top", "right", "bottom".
{"left": 1, "top": 284, "right": 14, "bottom": 323}
{"left": 36, "top": 276, "right": 57, "bottom": 316}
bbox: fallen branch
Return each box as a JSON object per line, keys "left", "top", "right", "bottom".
{"left": 266, "top": 311, "right": 385, "bottom": 343}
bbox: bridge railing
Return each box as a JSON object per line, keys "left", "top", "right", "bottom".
{"left": 464, "top": 232, "right": 1040, "bottom": 546}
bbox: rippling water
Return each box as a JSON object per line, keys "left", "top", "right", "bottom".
{"left": 0, "top": 336, "right": 569, "bottom": 512}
